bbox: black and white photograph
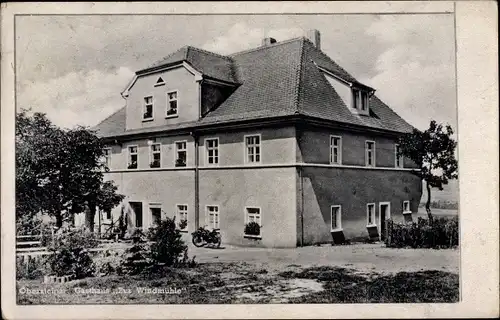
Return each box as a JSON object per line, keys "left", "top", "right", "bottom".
{"left": 1, "top": 1, "right": 498, "bottom": 319}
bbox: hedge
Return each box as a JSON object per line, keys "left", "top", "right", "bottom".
{"left": 385, "top": 216, "right": 459, "bottom": 249}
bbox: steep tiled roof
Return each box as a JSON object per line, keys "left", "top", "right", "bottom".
{"left": 95, "top": 37, "right": 414, "bottom": 137}
{"left": 92, "top": 107, "right": 126, "bottom": 136}
{"left": 140, "top": 46, "right": 237, "bottom": 83}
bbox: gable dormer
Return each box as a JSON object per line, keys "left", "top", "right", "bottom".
{"left": 121, "top": 62, "right": 203, "bottom": 131}
{"left": 319, "top": 65, "right": 375, "bottom": 116}
{"left": 350, "top": 85, "right": 372, "bottom": 116}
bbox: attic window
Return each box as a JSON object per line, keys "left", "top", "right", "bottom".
{"left": 154, "top": 77, "right": 165, "bottom": 87}
{"left": 352, "top": 89, "right": 369, "bottom": 114}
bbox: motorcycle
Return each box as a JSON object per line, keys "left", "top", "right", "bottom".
{"left": 191, "top": 226, "right": 221, "bottom": 248}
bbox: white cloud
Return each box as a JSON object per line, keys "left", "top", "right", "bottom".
{"left": 17, "top": 67, "right": 134, "bottom": 129}
{"left": 202, "top": 22, "right": 304, "bottom": 54}
{"left": 360, "top": 15, "right": 456, "bottom": 131}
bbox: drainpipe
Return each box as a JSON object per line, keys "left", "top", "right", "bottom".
{"left": 191, "top": 132, "right": 200, "bottom": 229}
{"left": 298, "top": 165, "right": 304, "bottom": 247}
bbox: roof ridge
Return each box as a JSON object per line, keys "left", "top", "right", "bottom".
{"left": 186, "top": 45, "right": 233, "bottom": 61}
{"left": 293, "top": 38, "right": 306, "bottom": 114}
{"left": 144, "top": 46, "right": 189, "bottom": 70}
{"left": 229, "top": 36, "right": 306, "bottom": 57}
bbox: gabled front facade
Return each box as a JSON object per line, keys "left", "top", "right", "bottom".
{"left": 88, "top": 30, "right": 422, "bottom": 247}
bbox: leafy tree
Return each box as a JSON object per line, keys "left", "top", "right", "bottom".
{"left": 16, "top": 110, "right": 124, "bottom": 231}
{"left": 398, "top": 120, "right": 458, "bottom": 221}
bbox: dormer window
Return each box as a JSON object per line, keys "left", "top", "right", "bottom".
{"left": 154, "top": 77, "right": 165, "bottom": 87}
{"left": 166, "top": 90, "right": 178, "bottom": 118}
{"left": 352, "top": 89, "right": 369, "bottom": 115}
{"left": 143, "top": 96, "right": 154, "bottom": 120}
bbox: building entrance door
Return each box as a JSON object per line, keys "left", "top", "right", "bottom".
{"left": 379, "top": 202, "right": 391, "bottom": 241}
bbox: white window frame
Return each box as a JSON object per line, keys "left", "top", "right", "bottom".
{"left": 244, "top": 134, "right": 261, "bottom": 164}
{"left": 176, "top": 204, "right": 188, "bottom": 231}
{"left": 103, "top": 147, "right": 111, "bottom": 168}
{"left": 365, "top": 140, "right": 376, "bottom": 167}
{"left": 206, "top": 205, "right": 220, "bottom": 230}
{"left": 174, "top": 140, "right": 187, "bottom": 167}
{"left": 149, "top": 203, "right": 162, "bottom": 227}
{"left": 143, "top": 95, "right": 154, "bottom": 121}
{"left": 166, "top": 90, "right": 179, "bottom": 118}
{"left": 205, "top": 137, "right": 219, "bottom": 166}
{"left": 361, "top": 92, "right": 369, "bottom": 112}
{"left": 154, "top": 76, "right": 165, "bottom": 87}
{"left": 403, "top": 200, "right": 411, "bottom": 214}
{"left": 352, "top": 89, "right": 359, "bottom": 110}
{"left": 329, "top": 135, "right": 342, "bottom": 165}
{"left": 149, "top": 143, "right": 161, "bottom": 168}
{"left": 395, "top": 144, "right": 404, "bottom": 168}
{"left": 127, "top": 145, "right": 139, "bottom": 169}
{"left": 244, "top": 206, "right": 262, "bottom": 237}
{"left": 330, "top": 205, "right": 342, "bottom": 232}
{"left": 366, "top": 203, "right": 376, "bottom": 227}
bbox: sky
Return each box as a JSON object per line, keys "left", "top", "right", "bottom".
{"left": 15, "top": 14, "right": 457, "bottom": 132}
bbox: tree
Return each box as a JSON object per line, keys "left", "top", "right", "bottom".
{"left": 16, "top": 110, "right": 124, "bottom": 231}
{"left": 398, "top": 120, "right": 458, "bottom": 221}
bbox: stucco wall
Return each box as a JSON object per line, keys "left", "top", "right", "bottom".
{"left": 198, "top": 126, "right": 296, "bottom": 167}
{"left": 126, "top": 66, "right": 199, "bottom": 130}
{"left": 298, "top": 167, "right": 422, "bottom": 245}
{"left": 199, "top": 167, "right": 297, "bottom": 248}
{"left": 106, "top": 135, "right": 195, "bottom": 170}
{"left": 101, "top": 170, "right": 195, "bottom": 242}
{"left": 297, "top": 127, "right": 418, "bottom": 169}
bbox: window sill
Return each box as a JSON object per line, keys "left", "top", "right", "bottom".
{"left": 403, "top": 211, "right": 413, "bottom": 215}
{"left": 329, "top": 162, "right": 342, "bottom": 166}
{"left": 179, "top": 229, "right": 188, "bottom": 233}
{"left": 142, "top": 118, "right": 154, "bottom": 122}
{"left": 244, "top": 234, "right": 262, "bottom": 239}
{"left": 165, "top": 114, "right": 179, "bottom": 119}
{"left": 330, "top": 228, "right": 343, "bottom": 233}
{"left": 366, "top": 224, "right": 377, "bottom": 228}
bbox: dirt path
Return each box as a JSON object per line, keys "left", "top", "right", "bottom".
{"left": 189, "top": 243, "right": 459, "bottom": 275}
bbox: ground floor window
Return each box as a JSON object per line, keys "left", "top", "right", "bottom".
{"left": 207, "top": 205, "right": 219, "bottom": 230}
{"left": 244, "top": 207, "right": 262, "bottom": 236}
{"left": 367, "top": 203, "right": 376, "bottom": 226}
{"left": 403, "top": 200, "right": 411, "bottom": 213}
{"left": 177, "top": 204, "right": 188, "bottom": 231}
{"left": 330, "top": 205, "right": 342, "bottom": 231}
{"left": 149, "top": 203, "right": 162, "bottom": 226}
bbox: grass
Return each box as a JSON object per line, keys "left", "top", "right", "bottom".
{"left": 280, "top": 267, "right": 459, "bottom": 303}
{"left": 17, "top": 263, "right": 459, "bottom": 304}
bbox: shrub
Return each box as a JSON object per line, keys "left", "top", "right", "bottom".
{"left": 16, "top": 256, "right": 44, "bottom": 280}
{"left": 120, "top": 237, "right": 152, "bottom": 275}
{"left": 385, "top": 217, "right": 459, "bottom": 249}
{"left": 149, "top": 217, "right": 189, "bottom": 266}
{"left": 244, "top": 221, "right": 261, "bottom": 236}
{"left": 93, "top": 249, "right": 123, "bottom": 276}
{"left": 45, "top": 228, "right": 98, "bottom": 278}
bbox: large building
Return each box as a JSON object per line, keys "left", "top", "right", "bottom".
{"left": 90, "top": 30, "right": 422, "bottom": 248}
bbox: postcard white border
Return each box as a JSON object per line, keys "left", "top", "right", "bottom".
{"left": 1, "top": 1, "right": 498, "bottom": 319}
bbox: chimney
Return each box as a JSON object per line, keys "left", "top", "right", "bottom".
{"left": 306, "top": 29, "right": 321, "bottom": 50}
{"left": 262, "top": 37, "right": 277, "bottom": 46}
